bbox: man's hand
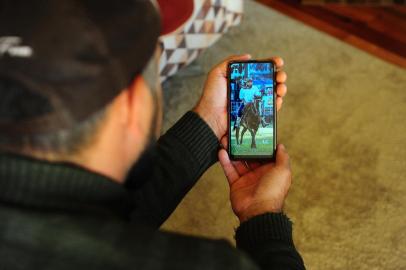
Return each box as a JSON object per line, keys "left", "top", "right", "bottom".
{"left": 193, "top": 55, "right": 287, "bottom": 140}
{"left": 218, "top": 142, "right": 292, "bottom": 222}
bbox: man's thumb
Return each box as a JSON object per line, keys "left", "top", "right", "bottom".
{"left": 276, "top": 144, "right": 291, "bottom": 170}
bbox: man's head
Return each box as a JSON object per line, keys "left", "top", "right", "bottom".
{"left": 0, "top": 0, "right": 162, "bottom": 182}
{"left": 246, "top": 79, "right": 253, "bottom": 89}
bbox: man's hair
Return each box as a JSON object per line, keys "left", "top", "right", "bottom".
{"left": 0, "top": 105, "right": 107, "bottom": 159}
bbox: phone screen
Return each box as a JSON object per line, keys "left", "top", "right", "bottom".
{"left": 228, "top": 61, "right": 276, "bottom": 160}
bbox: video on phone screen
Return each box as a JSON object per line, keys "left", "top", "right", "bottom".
{"left": 229, "top": 62, "right": 274, "bottom": 156}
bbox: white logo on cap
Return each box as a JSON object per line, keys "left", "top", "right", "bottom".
{"left": 0, "top": 36, "right": 33, "bottom": 58}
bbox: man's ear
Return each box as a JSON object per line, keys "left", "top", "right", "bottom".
{"left": 109, "top": 74, "right": 153, "bottom": 148}
{"left": 124, "top": 75, "right": 154, "bottom": 138}
{"left": 108, "top": 76, "right": 143, "bottom": 132}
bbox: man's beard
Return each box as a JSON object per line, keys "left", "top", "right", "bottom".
{"left": 124, "top": 74, "right": 161, "bottom": 189}
{"left": 123, "top": 106, "right": 159, "bottom": 189}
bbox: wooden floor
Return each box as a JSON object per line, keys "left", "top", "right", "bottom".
{"left": 256, "top": 0, "right": 406, "bottom": 68}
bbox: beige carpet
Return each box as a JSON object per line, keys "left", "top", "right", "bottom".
{"left": 160, "top": 1, "right": 406, "bottom": 269}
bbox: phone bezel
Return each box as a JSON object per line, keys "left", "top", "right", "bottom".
{"left": 227, "top": 60, "right": 277, "bottom": 161}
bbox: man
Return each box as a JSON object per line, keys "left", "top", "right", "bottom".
{"left": 236, "top": 78, "right": 262, "bottom": 129}
{"left": 0, "top": 1, "right": 305, "bottom": 270}
{"left": 239, "top": 78, "right": 262, "bottom": 107}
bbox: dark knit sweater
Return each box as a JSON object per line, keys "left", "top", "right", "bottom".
{"left": 0, "top": 111, "right": 305, "bottom": 270}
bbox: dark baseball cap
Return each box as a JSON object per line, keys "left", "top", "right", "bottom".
{"left": 0, "top": 0, "right": 160, "bottom": 136}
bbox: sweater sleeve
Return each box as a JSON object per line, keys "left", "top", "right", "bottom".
{"left": 235, "top": 213, "right": 306, "bottom": 270}
{"left": 125, "top": 111, "right": 220, "bottom": 228}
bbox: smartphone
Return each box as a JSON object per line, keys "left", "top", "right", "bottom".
{"left": 227, "top": 60, "right": 277, "bottom": 160}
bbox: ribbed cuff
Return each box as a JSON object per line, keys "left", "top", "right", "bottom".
{"left": 235, "top": 212, "right": 293, "bottom": 250}
{"left": 165, "top": 111, "right": 220, "bottom": 177}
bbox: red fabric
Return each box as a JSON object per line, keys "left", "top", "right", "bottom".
{"left": 158, "top": 0, "right": 194, "bottom": 35}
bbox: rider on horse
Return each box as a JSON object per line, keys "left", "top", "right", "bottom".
{"left": 234, "top": 78, "right": 262, "bottom": 130}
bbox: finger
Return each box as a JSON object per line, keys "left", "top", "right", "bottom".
{"left": 276, "top": 83, "right": 287, "bottom": 97}
{"left": 220, "top": 135, "right": 250, "bottom": 175}
{"left": 260, "top": 57, "right": 284, "bottom": 68}
{"left": 270, "top": 57, "right": 284, "bottom": 68}
{"left": 218, "top": 149, "right": 240, "bottom": 184}
{"left": 276, "top": 71, "right": 287, "bottom": 83}
{"left": 224, "top": 54, "right": 252, "bottom": 63}
{"left": 220, "top": 135, "right": 228, "bottom": 150}
{"left": 214, "top": 54, "right": 252, "bottom": 76}
{"left": 275, "top": 144, "right": 291, "bottom": 170}
{"left": 232, "top": 160, "right": 250, "bottom": 175}
{"left": 220, "top": 134, "right": 250, "bottom": 174}
{"left": 276, "top": 97, "right": 283, "bottom": 111}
